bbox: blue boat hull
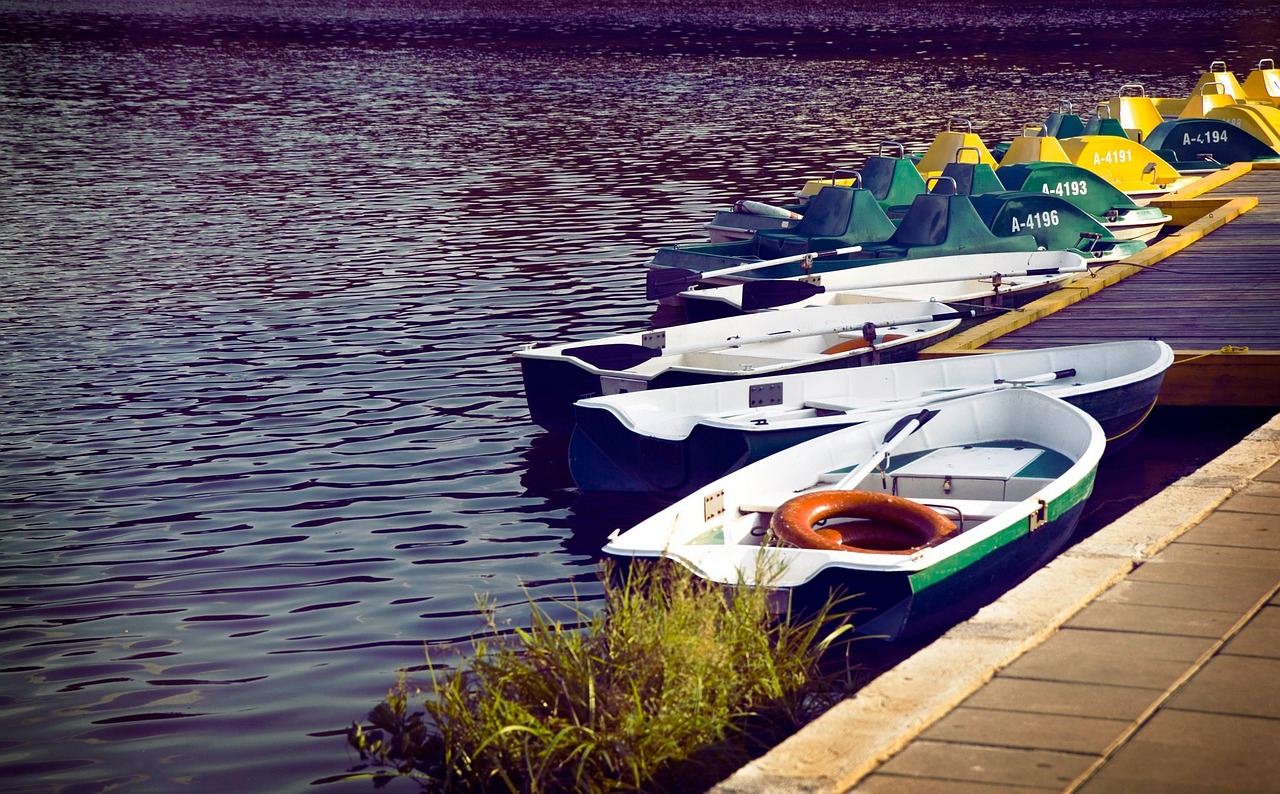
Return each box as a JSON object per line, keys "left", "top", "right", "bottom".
{"left": 523, "top": 342, "right": 931, "bottom": 436}
{"left": 569, "top": 371, "right": 1164, "bottom": 498}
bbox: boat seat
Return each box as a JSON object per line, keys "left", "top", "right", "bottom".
{"left": 677, "top": 351, "right": 794, "bottom": 372}
{"left": 802, "top": 397, "right": 887, "bottom": 413}
{"left": 1004, "top": 477, "right": 1057, "bottom": 501}
{"left": 1189, "top": 60, "right": 1247, "bottom": 102}
{"left": 1043, "top": 109, "right": 1084, "bottom": 139}
{"left": 1241, "top": 59, "right": 1280, "bottom": 105}
{"left": 914, "top": 497, "right": 1021, "bottom": 528}
{"left": 1179, "top": 83, "right": 1238, "bottom": 119}
{"left": 647, "top": 185, "right": 895, "bottom": 274}
{"left": 886, "top": 192, "right": 949, "bottom": 247}
{"left": 915, "top": 122, "right": 998, "bottom": 177}
{"left": 938, "top": 161, "right": 1004, "bottom": 196}
{"left": 781, "top": 185, "right": 857, "bottom": 237}
{"left": 849, "top": 185, "right": 1040, "bottom": 261}
{"left": 861, "top": 153, "right": 928, "bottom": 215}
{"left": 1083, "top": 114, "right": 1131, "bottom": 139}
{"left": 999, "top": 127, "right": 1072, "bottom": 166}
{"left": 754, "top": 185, "right": 897, "bottom": 258}
{"left": 890, "top": 446, "right": 1046, "bottom": 501}
{"left": 1106, "top": 90, "right": 1165, "bottom": 143}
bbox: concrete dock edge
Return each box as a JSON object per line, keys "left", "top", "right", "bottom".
{"left": 711, "top": 411, "right": 1280, "bottom": 794}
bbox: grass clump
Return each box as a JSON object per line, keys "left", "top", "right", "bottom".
{"left": 346, "top": 560, "right": 857, "bottom": 793}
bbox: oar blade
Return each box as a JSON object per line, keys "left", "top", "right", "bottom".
{"left": 994, "top": 367, "right": 1077, "bottom": 386}
{"left": 882, "top": 408, "right": 939, "bottom": 444}
{"left": 740, "top": 280, "right": 826, "bottom": 311}
{"left": 645, "top": 268, "right": 702, "bottom": 301}
{"left": 832, "top": 407, "right": 940, "bottom": 491}
{"left": 562, "top": 343, "right": 660, "bottom": 371}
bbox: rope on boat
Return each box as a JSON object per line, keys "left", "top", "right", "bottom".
{"left": 1106, "top": 396, "right": 1160, "bottom": 444}
{"left": 1105, "top": 345, "right": 1250, "bottom": 443}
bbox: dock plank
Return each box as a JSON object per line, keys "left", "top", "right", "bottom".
{"left": 922, "top": 164, "right": 1280, "bottom": 406}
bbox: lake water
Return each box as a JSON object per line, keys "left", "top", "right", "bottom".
{"left": 1, "top": 2, "right": 1277, "bottom": 791}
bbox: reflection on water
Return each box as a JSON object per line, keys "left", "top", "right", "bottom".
{"left": 0, "top": 1, "right": 1275, "bottom": 790}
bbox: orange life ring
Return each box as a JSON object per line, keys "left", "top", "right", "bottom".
{"left": 770, "top": 490, "right": 957, "bottom": 554}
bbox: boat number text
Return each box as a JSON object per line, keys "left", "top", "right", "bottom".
{"left": 1041, "top": 180, "right": 1088, "bottom": 197}
{"left": 1091, "top": 149, "right": 1133, "bottom": 165}
{"left": 1182, "top": 130, "right": 1230, "bottom": 145}
{"left": 1010, "top": 209, "right": 1060, "bottom": 233}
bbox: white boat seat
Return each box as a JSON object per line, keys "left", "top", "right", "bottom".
{"left": 679, "top": 351, "right": 794, "bottom": 371}
{"left": 802, "top": 397, "right": 886, "bottom": 413}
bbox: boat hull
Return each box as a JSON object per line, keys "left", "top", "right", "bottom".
{"left": 601, "top": 389, "right": 1106, "bottom": 642}
{"left": 571, "top": 371, "right": 1160, "bottom": 498}
{"left": 775, "top": 496, "right": 1088, "bottom": 640}
{"left": 570, "top": 341, "right": 1171, "bottom": 498}
{"left": 519, "top": 301, "right": 960, "bottom": 435}
{"left": 678, "top": 249, "right": 1089, "bottom": 322}
{"left": 525, "top": 335, "right": 939, "bottom": 436}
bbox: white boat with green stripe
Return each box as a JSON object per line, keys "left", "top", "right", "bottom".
{"left": 602, "top": 388, "right": 1105, "bottom": 641}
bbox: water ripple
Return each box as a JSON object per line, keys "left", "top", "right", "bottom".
{"left": 0, "top": 2, "right": 1274, "bottom": 791}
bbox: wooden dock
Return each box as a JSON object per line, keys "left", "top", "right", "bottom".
{"left": 922, "top": 161, "right": 1280, "bottom": 407}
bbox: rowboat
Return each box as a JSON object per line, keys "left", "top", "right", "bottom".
{"left": 601, "top": 388, "right": 1106, "bottom": 641}
{"left": 518, "top": 300, "right": 970, "bottom": 435}
{"left": 571, "top": 339, "right": 1171, "bottom": 499}
{"left": 673, "top": 249, "right": 1089, "bottom": 320}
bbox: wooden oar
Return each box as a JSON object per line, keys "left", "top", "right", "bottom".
{"left": 563, "top": 308, "right": 977, "bottom": 371}
{"left": 645, "top": 245, "right": 863, "bottom": 301}
{"left": 738, "top": 261, "right": 1089, "bottom": 311}
{"left": 831, "top": 408, "right": 939, "bottom": 491}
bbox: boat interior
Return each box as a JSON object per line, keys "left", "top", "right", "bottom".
{"left": 722, "top": 441, "right": 1073, "bottom": 546}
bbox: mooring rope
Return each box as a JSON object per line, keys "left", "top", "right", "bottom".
{"left": 1173, "top": 344, "right": 1250, "bottom": 365}
{"left": 1105, "top": 396, "right": 1160, "bottom": 444}
{"left": 1105, "top": 345, "right": 1251, "bottom": 443}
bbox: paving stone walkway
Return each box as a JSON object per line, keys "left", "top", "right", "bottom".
{"left": 857, "top": 461, "right": 1280, "bottom": 793}
{"left": 714, "top": 413, "right": 1280, "bottom": 794}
